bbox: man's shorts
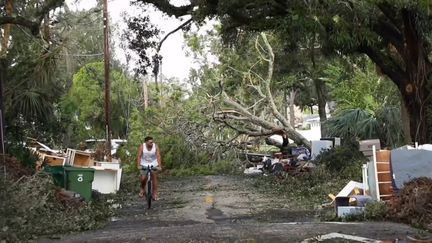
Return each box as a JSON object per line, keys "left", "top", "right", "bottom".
{"left": 140, "top": 164, "right": 160, "bottom": 176}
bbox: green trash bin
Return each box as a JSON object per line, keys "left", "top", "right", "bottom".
{"left": 43, "top": 165, "right": 65, "bottom": 188}
{"left": 64, "top": 167, "right": 95, "bottom": 202}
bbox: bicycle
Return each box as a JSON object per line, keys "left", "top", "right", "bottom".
{"left": 141, "top": 165, "right": 158, "bottom": 209}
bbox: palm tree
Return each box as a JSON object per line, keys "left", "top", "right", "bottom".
{"left": 326, "top": 107, "right": 404, "bottom": 148}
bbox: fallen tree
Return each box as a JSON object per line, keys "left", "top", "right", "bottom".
{"left": 214, "top": 33, "right": 311, "bottom": 149}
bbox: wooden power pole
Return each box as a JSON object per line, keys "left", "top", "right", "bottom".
{"left": 143, "top": 77, "right": 149, "bottom": 110}
{"left": 103, "top": 0, "right": 112, "bottom": 161}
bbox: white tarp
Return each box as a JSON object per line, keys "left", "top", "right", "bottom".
{"left": 391, "top": 147, "right": 432, "bottom": 189}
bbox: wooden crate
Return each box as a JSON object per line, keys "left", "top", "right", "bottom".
{"left": 73, "top": 152, "right": 93, "bottom": 167}
{"left": 65, "top": 149, "right": 93, "bottom": 167}
{"left": 44, "top": 155, "right": 65, "bottom": 166}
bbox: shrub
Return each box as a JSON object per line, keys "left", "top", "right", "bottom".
{"left": 6, "top": 143, "right": 39, "bottom": 172}
{"left": 365, "top": 201, "right": 388, "bottom": 220}
{"left": 314, "top": 146, "right": 366, "bottom": 180}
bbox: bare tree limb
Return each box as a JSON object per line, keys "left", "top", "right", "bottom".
{"left": 217, "top": 33, "right": 311, "bottom": 148}
{"left": 156, "top": 18, "right": 193, "bottom": 53}
{"left": 214, "top": 115, "right": 274, "bottom": 137}
{"left": 222, "top": 91, "right": 278, "bottom": 130}
{"left": 259, "top": 33, "right": 291, "bottom": 128}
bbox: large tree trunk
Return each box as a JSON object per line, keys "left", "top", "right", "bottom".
{"left": 401, "top": 87, "right": 429, "bottom": 144}
{"left": 309, "top": 33, "right": 327, "bottom": 138}
{"left": 400, "top": 97, "right": 412, "bottom": 144}
{"left": 361, "top": 8, "right": 432, "bottom": 145}
{"left": 288, "top": 90, "right": 296, "bottom": 127}
{"left": 313, "top": 78, "right": 327, "bottom": 137}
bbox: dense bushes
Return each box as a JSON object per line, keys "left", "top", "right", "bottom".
{"left": 314, "top": 146, "right": 366, "bottom": 181}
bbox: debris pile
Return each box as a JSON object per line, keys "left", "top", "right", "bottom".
{"left": 27, "top": 138, "right": 124, "bottom": 195}
{"left": 0, "top": 173, "right": 113, "bottom": 242}
{"left": 0, "top": 154, "right": 33, "bottom": 180}
{"left": 389, "top": 177, "right": 432, "bottom": 230}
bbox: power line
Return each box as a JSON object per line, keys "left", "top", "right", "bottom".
{"left": 60, "top": 53, "right": 104, "bottom": 57}
{"left": 16, "top": 26, "right": 104, "bottom": 58}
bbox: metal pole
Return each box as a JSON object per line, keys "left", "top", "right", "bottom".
{"left": 143, "top": 77, "right": 148, "bottom": 110}
{"left": 1, "top": 110, "right": 5, "bottom": 181}
{"left": 103, "top": 0, "right": 112, "bottom": 162}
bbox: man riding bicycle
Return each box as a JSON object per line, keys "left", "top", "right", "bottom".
{"left": 137, "top": 136, "right": 162, "bottom": 200}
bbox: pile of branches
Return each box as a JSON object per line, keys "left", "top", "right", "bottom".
{"left": 388, "top": 177, "right": 432, "bottom": 230}
{"left": 0, "top": 154, "right": 33, "bottom": 180}
{"left": 0, "top": 173, "right": 113, "bottom": 241}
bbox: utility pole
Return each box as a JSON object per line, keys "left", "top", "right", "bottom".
{"left": 103, "top": 0, "right": 112, "bottom": 162}
{"left": 143, "top": 77, "right": 148, "bottom": 110}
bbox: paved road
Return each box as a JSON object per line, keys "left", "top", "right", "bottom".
{"left": 42, "top": 176, "right": 429, "bottom": 242}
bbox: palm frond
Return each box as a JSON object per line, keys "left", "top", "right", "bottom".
{"left": 326, "top": 108, "right": 379, "bottom": 140}
{"left": 376, "top": 106, "right": 404, "bottom": 148}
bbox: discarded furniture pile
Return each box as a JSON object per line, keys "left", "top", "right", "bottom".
{"left": 30, "top": 140, "right": 123, "bottom": 202}
{"left": 243, "top": 137, "right": 341, "bottom": 177}
{"left": 328, "top": 139, "right": 432, "bottom": 226}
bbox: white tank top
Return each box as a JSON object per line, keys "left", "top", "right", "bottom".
{"left": 140, "top": 143, "right": 158, "bottom": 166}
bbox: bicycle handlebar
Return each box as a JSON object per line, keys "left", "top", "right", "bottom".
{"left": 140, "top": 165, "right": 160, "bottom": 171}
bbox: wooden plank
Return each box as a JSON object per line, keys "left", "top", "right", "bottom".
{"left": 376, "top": 150, "right": 391, "bottom": 162}
{"left": 376, "top": 162, "right": 391, "bottom": 171}
{"left": 378, "top": 183, "right": 393, "bottom": 195}
{"left": 377, "top": 173, "right": 392, "bottom": 181}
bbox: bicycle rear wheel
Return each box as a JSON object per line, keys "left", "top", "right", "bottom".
{"left": 146, "top": 180, "right": 152, "bottom": 209}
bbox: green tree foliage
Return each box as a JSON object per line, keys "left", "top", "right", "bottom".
{"left": 323, "top": 58, "right": 404, "bottom": 147}
{"left": 3, "top": 20, "right": 66, "bottom": 145}
{"left": 0, "top": 1, "right": 113, "bottom": 147}
{"left": 324, "top": 59, "right": 399, "bottom": 112}
{"left": 135, "top": 0, "right": 432, "bottom": 144}
{"left": 62, "top": 62, "right": 140, "bottom": 143}
{"left": 119, "top": 77, "right": 238, "bottom": 175}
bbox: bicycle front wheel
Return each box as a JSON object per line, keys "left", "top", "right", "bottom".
{"left": 146, "top": 180, "right": 152, "bottom": 209}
